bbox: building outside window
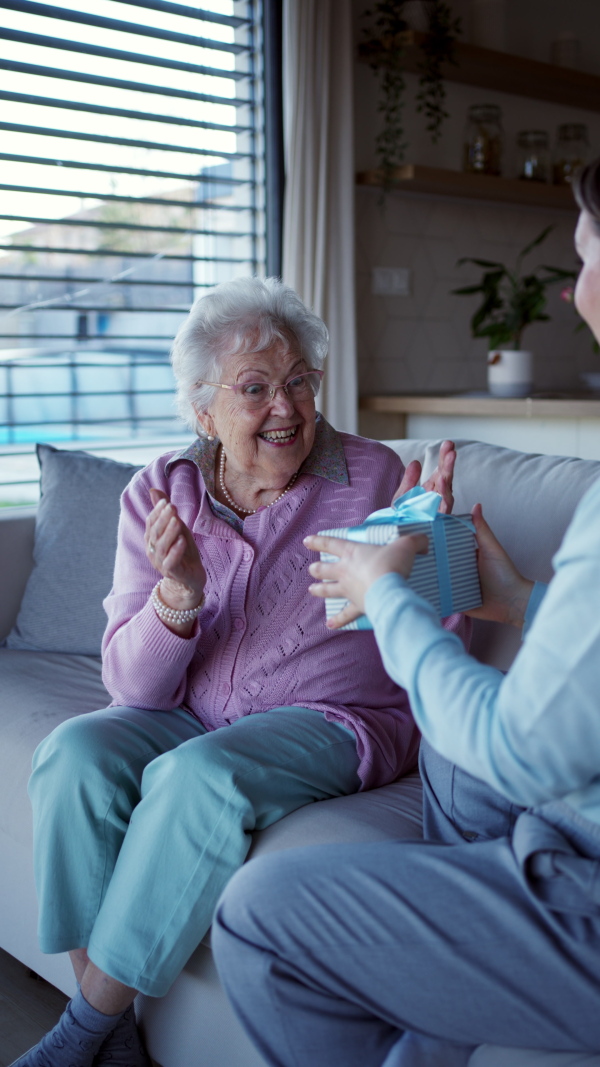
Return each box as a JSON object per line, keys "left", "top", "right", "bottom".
{"left": 0, "top": 0, "right": 268, "bottom": 504}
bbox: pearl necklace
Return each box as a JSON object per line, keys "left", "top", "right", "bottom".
{"left": 218, "top": 447, "right": 298, "bottom": 515}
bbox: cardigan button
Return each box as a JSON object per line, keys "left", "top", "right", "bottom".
{"left": 233, "top": 618, "right": 244, "bottom": 631}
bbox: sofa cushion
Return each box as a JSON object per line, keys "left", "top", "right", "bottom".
{"left": 0, "top": 649, "right": 108, "bottom": 843}
{"left": 4, "top": 445, "right": 139, "bottom": 655}
{"left": 412, "top": 438, "right": 600, "bottom": 584}
{"left": 249, "top": 768, "right": 423, "bottom": 855}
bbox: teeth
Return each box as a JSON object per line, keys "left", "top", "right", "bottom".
{"left": 261, "top": 428, "right": 297, "bottom": 441}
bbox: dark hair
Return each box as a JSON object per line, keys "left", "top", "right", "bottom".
{"left": 573, "top": 158, "right": 600, "bottom": 226}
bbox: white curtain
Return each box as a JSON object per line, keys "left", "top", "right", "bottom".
{"left": 282, "top": 0, "right": 358, "bottom": 435}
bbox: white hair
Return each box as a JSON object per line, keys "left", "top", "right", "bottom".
{"left": 170, "top": 276, "right": 329, "bottom": 435}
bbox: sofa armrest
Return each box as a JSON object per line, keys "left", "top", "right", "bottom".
{"left": 0, "top": 507, "right": 36, "bottom": 640}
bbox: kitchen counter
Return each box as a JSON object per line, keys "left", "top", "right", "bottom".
{"left": 358, "top": 394, "right": 600, "bottom": 459}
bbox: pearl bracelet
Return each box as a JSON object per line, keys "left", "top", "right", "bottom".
{"left": 151, "top": 581, "right": 204, "bottom": 625}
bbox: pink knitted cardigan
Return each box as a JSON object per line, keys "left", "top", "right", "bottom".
{"left": 102, "top": 423, "right": 468, "bottom": 790}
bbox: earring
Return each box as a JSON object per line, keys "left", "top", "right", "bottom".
{"left": 206, "top": 434, "right": 214, "bottom": 441}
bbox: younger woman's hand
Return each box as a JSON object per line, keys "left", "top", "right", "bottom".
{"left": 304, "top": 532, "right": 429, "bottom": 629}
{"left": 467, "top": 504, "right": 534, "bottom": 628}
{"left": 145, "top": 489, "right": 206, "bottom": 608}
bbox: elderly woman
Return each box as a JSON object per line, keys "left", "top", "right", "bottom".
{"left": 212, "top": 169, "right": 600, "bottom": 1066}
{"left": 16, "top": 277, "right": 465, "bottom": 1067}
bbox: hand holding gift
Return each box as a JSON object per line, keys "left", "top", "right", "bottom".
{"left": 305, "top": 486, "right": 482, "bottom": 631}
{"left": 325, "top": 441, "right": 457, "bottom": 629}
{"left": 305, "top": 530, "right": 429, "bottom": 626}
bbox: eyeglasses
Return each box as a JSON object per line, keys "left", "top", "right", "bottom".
{"left": 196, "top": 370, "right": 324, "bottom": 408}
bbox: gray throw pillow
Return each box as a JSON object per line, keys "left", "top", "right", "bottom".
{"left": 4, "top": 444, "right": 140, "bottom": 655}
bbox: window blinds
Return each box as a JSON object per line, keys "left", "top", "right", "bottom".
{"left": 0, "top": 0, "right": 265, "bottom": 348}
{"left": 0, "top": 0, "right": 267, "bottom": 481}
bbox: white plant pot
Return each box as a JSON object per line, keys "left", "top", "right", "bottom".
{"left": 487, "top": 349, "right": 533, "bottom": 397}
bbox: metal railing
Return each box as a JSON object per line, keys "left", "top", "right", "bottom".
{"left": 0, "top": 348, "right": 191, "bottom": 504}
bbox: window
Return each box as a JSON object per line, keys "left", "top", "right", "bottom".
{"left": 0, "top": 0, "right": 268, "bottom": 504}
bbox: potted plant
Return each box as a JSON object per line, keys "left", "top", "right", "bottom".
{"left": 361, "top": 1, "right": 462, "bottom": 192}
{"left": 452, "top": 225, "right": 574, "bottom": 396}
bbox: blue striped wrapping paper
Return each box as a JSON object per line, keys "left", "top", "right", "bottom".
{"left": 318, "top": 504, "right": 482, "bottom": 631}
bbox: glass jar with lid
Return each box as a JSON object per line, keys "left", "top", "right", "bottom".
{"left": 516, "top": 130, "right": 550, "bottom": 183}
{"left": 463, "top": 104, "right": 503, "bottom": 176}
{"left": 553, "top": 124, "right": 589, "bottom": 185}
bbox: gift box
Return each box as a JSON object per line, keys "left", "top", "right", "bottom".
{"left": 318, "top": 487, "right": 482, "bottom": 630}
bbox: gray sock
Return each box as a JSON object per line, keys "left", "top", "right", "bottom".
{"left": 94, "top": 1004, "right": 152, "bottom": 1067}
{"left": 9, "top": 990, "right": 124, "bottom": 1067}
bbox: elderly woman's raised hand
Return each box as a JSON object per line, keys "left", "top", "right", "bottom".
{"left": 146, "top": 489, "right": 206, "bottom": 608}
{"left": 392, "top": 439, "right": 456, "bottom": 514}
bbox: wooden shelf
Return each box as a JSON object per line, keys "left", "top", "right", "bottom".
{"left": 360, "top": 394, "right": 600, "bottom": 419}
{"left": 356, "top": 164, "right": 577, "bottom": 209}
{"left": 360, "top": 34, "right": 600, "bottom": 112}
{"left": 419, "top": 40, "right": 600, "bottom": 112}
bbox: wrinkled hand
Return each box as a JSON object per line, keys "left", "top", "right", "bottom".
{"left": 304, "top": 532, "right": 429, "bottom": 630}
{"left": 467, "top": 504, "right": 534, "bottom": 629}
{"left": 393, "top": 439, "right": 456, "bottom": 514}
{"left": 145, "top": 488, "right": 206, "bottom": 608}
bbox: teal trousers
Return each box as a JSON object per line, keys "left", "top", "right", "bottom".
{"left": 28, "top": 704, "right": 360, "bottom": 997}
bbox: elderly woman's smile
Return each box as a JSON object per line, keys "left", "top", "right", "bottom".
{"left": 258, "top": 425, "right": 300, "bottom": 445}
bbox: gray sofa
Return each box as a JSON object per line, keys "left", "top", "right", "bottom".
{"left": 1, "top": 437, "right": 600, "bottom": 1067}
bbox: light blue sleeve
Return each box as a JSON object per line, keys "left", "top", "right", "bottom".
{"left": 522, "top": 581, "right": 549, "bottom": 638}
{"left": 364, "top": 479, "right": 600, "bottom": 807}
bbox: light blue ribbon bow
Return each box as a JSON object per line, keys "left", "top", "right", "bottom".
{"left": 355, "top": 485, "right": 445, "bottom": 529}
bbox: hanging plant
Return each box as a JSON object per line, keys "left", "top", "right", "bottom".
{"left": 361, "top": 1, "right": 462, "bottom": 191}
{"left": 416, "top": 2, "right": 461, "bottom": 142}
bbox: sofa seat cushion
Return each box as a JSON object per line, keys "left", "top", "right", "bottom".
{"left": 250, "top": 767, "right": 423, "bottom": 856}
{"left": 0, "top": 641, "right": 424, "bottom": 868}
{"left": 0, "top": 649, "right": 108, "bottom": 843}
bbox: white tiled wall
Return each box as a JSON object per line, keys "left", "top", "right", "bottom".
{"left": 353, "top": 0, "right": 600, "bottom": 399}
{"left": 355, "top": 190, "right": 595, "bottom": 396}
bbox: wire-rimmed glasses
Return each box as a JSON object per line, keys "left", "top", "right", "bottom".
{"left": 196, "top": 370, "right": 324, "bottom": 408}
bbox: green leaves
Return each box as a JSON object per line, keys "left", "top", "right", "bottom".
{"left": 452, "top": 226, "right": 570, "bottom": 350}
{"left": 516, "top": 223, "right": 554, "bottom": 263}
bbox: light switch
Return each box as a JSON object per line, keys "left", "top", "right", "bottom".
{"left": 371, "top": 267, "right": 411, "bottom": 296}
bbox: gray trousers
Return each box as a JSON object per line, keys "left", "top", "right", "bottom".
{"left": 212, "top": 741, "right": 600, "bottom": 1067}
